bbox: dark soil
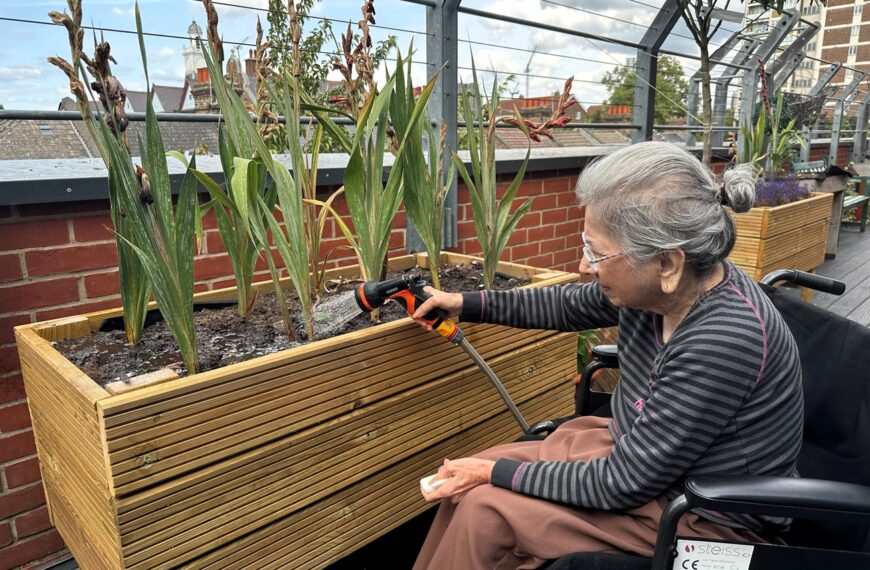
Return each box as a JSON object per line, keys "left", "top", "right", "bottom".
{"left": 54, "top": 262, "right": 530, "bottom": 387}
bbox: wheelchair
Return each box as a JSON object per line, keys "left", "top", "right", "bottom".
{"left": 529, "top": 269, "right": 870, "bottom": 570}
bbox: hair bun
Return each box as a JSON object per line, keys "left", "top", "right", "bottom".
{"left": 721, "top": 164, "right": 757, "bottom": 213}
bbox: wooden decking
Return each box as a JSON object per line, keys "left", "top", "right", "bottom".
{"left": 809, "top": 227, "right": 870, "bottom": 325}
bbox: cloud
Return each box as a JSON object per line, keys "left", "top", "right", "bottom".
{"left": 185, "top": 0, "right": 268, "bottom": 17}
{"left": 0, "top": 66, "right": 42, "bottom": 81}
{"left": 112, "top": 6, "right": 136, "bottom": 18}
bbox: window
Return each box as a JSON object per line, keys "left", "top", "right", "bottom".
{"left": 37, "top": 125, "right": 52, "bottom": 135}
{"left": 857, "top": 5, "right": 864, "bottom": 15}
{"left": 808, "top": 42, "right": 817, "bottom": 52}
{"left": 852, "top": 25, "right": 861, "bottom": 37}
{"left": 850, "top": 45, "right": 859, "bottom": 56}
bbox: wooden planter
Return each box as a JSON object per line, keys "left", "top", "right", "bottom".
{"left": 728, "top": 192, "right": 834, "bottom": 280}
{"left": 15, "top": 253, "right": 578, "bottom": 570}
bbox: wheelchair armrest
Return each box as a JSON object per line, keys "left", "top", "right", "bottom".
{"left": 685, "top": 475, "right": 870, "bottom": 521}
{"left": 651, "top": 476, "right": 870, "bottom": 570}
{"left": 591, "top": 344, "right": 618, "bottom": 365}
{"left": 576, "top": 344, "right": 620, "bottom": 416}
{"left": 527, "top": 420, "right": 558, "bottom": 436}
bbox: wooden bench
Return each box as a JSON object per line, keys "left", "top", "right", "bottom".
{"left": 844, "top": 177, "right": 870, "bottom": 232}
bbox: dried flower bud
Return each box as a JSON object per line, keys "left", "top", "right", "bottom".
{"left": 135, "top": 165, "right": 154, "bottom": 205}
{"left": 104, "top": 109, "right": 128, "bottom": 135}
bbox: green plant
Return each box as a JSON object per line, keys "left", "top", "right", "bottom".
{"left": 191, "top": 126, "right": 274, "bottom": 318}
{"left": 576, "top": 329, "right": 598, "bottom": 373}
{"left": 302, "top": 22, "right": 436, "bottom": 285}
{"left": 49, "top": 2, "right": 201, "bottom": 374}
{"left": 765, "top": 93, "right": 804, "bottom": 176}
{"left": 452, "top": 58, "right": 530, "bottom": 290}
{"left": 452, "top": 57, "right": 575, "bottom": 289}
{"left": 188, "top": 21, "right": 278, "bottom": 320}
{"left": 48, "top": 0, "right": 150, "bottom": 345}
{"left": 739, "top": 92, "right": 805, "bottom": 179}
{"left": 388, "top": 48, "right": 450, "bottom": 288}
{"left": 738, "top": 107, "right": 767, "bottom": 174}
{"left": 199, "top": 0, "right": 314, "bottom": 341}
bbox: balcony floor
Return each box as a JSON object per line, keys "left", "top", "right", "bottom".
{"left": 808, "top": 227, "right": 870, "bottom": 325}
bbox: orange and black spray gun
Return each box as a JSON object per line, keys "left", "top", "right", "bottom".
{"left": 354, "top": 273, "right": 530, "bottom": 432}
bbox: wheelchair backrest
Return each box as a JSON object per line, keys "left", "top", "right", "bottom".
{"left": 763, "top": 285, "right": 870, "bottom": 551}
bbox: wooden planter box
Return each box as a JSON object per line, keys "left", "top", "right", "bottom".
{"left": 728, "top": 192, "right": 834, "bottom": 280}
{"left": 15, "top": 253, "right": 578, "bottom": 570}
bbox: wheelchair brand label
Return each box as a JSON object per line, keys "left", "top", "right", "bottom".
{"left": 673, "top": 539, "right": 754, "bottom": 570}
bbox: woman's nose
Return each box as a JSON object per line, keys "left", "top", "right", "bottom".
{"left": 578, "top": 257, "right": 594, "bottom": 276}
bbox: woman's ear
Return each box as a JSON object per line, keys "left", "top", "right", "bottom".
{"left": 658, "top": 250, "right": 686, "bottom": 294}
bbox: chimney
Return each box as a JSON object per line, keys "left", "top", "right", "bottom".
{"left": 246, "top": 49, "right": 256, "bottom": 78}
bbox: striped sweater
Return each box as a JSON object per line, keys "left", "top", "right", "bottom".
{"left": 461, "top": 263, "right": 803, "bottom": 531}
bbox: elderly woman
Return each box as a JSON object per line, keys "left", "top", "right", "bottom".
{"left": 411, "top": 142, "right": 802, "bottom": 569}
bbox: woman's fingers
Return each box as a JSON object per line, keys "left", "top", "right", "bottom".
{"left": 411, "top": 289, "right": 463, "bottom": 321}
{"left": 420, "top": 457, "right": 495, "bottom": 502}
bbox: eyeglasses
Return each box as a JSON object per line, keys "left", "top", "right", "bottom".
{"left": 581, "top": 232, "right": 625, "bottom": 273}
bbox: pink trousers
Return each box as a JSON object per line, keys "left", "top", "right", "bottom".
{"left": 414, "top": 416, "right": 761, "bottom": 570}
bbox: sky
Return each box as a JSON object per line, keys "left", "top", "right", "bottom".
{"left": 0, "top": 0, "right": 743, "bottom": 112}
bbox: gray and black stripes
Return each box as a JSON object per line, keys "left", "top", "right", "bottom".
{"left": 477, "top": 263, "right": 803, "bottom": 532}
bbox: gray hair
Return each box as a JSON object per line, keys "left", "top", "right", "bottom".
{"left": 575, "top": 142, "right": 756, "bottom": 275}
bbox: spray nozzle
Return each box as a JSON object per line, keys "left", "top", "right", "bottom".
{"left": 353, "top": 273, "right": 463, "bottom": 344}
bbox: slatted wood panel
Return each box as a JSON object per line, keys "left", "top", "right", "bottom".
{"left": 182, "top": 384, "right": 574, "bottom": 570}
{"left": 729, "top": 193, "right": 833, "bottom": 280}
{"left": 15, "top": 253, "right": 578, "bottom": 569}
{"left": 14, "top": 327, "right": 121, "bottom": 568}
{"left": 115, "top": 334, "right": 574, "bottom": 567}
{"left": 731, "top": 193, "right": 834, "bottom": 239}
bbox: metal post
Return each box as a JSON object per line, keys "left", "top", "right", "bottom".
{"left": 769, "top": 21, "right": 819, "bottom": 93}
{"left": 408, "top": 0, "right": 460, "bottom": 253}
{"left": 852, "top": 90, "right": 870, "bottom": 163}
{"left": 686, "top": 32, "right": 747, "bottom": 147}
{"left": 630, "top": 0, "right": 681, "bottom": 143}
{"left": 799, "top": 63, "right": 841, "bottom": 162}
{"left": 829, "top": 73, "right": 866, "bottom": 166}
{"left": 711, "top": 38, "right": 759, "bottom": 147}
{"left": 736, "top": 10, "right": 799, "bottom": 153}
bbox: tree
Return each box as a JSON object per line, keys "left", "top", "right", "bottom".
{"left": 600, "top": 55, "right": 688, "bottom": 124}
{"left": 677, "top": 0, "right": 824, "bottom": 166}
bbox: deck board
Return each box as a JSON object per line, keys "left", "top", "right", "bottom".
{"left": 811, "top": 229, "right": 870, "bottom": 325}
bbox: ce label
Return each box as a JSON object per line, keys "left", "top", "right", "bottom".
{"left": 682, "top": 561, "right": 699, "bottom": 570}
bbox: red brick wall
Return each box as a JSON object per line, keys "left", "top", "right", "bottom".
{"left": 825, "top": 7, "right": 853, "bottom": 27}
{"left": 0, "top": 166, "right": 586, "bottom": 568}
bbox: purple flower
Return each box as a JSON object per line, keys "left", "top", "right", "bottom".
{"left": 754, "top": 175, "right": 811, "bottom": 207}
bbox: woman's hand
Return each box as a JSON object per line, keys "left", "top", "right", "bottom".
{"left": 421, "top": 457, "right": 495, "bottom": 504}
{"left": 411, "top": 287, "right": 464, "bottom": 327}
